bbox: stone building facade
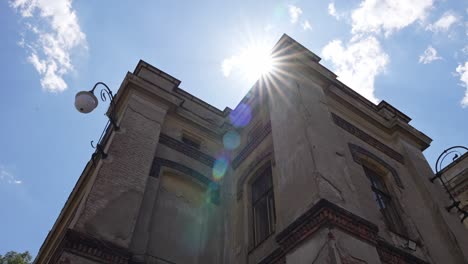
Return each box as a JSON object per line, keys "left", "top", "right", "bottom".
{"left": 35, "top": 34, "right": 468, "bottom": 264}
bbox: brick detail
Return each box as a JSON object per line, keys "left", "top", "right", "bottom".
{"left": 51, "top": 229, "right": 131, "bottom": 264}
{"left": 159, "top": 133, "right": 215, "bottom": 167}
{"left": 259, "top": 199, "right": 427, "bottom": 264}
{"left": 149, "top": 157, "right": 220, "bottom": 204}
{"left": 232, "top": 121, "right": 272, "bottom": 169}
{"left": 276, "top": 200, "right": 379, "bottom": 250}
{"left": 377, "top": 240, "right": 429, "bottom": 264}
{"left": 331, "top": 113, "right": 404, "bottom": 164}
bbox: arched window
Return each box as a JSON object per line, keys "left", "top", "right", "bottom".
{"left": 363, "top": 166, "right": 406, "bottom": 235}
{"left": 251, "top": 166, "right": 276, "bottom": 246}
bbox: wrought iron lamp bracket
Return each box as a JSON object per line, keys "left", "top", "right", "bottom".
{"left": 431, "top": 146, "right": 468, "bottom": 223}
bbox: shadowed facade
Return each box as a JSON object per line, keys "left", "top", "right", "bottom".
{"left": 35, "top": 34, "right": 468, "bottom": 264}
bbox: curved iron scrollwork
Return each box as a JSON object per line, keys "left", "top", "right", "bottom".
{"left": 90, "top": 82, "right": 119, "bottom": 130}
{"left": 88, "top": 82, "right": 119, "bottom": 161}
{"left": 430, "top": 146, "right": 468, "bottom": 223}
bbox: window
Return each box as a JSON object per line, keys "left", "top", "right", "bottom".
{"left": 182, "top": 135, "right": 201, "bottom": 149}
{"left": 251, "top": 166, "right": 275, "bottom": 246}
{"left": 363, "top": 166, "right": 406, "bottom": 235}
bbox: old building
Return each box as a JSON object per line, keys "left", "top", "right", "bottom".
{"left": 439, "top": 151, "right": 468, "bottom": 230}
{"left": 35, "top": 34, "right": 468, "bottom": 264}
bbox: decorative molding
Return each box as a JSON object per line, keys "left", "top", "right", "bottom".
{"left": 276, "top": 200, "right": 379, "bottom": 250}
{"left": 377, "top": 240, "right": 429, "bottom": 264}
{"left": 258, "top": 199, "right": 427, "bottom": 264}
{"left": 149, "top": 157, "right": 220, "bottom": 204}
{"left": 236, "top": 150, "right": 274, "bottom": 200}
{"left": 348, "top": 143, "right": 404, "bottom": 188}
{"left": 331, "top": 113, "right": 404, "bottom": 164}
{"left": 51, "top": 229, "right": 131, "bottom": 264}
{"left": 232, "top": 121, "right": 272, "bottom": 169}
{"left": 159, "top": 133, "right": 215, "bottom": 167}
{"left": 258, "top": 248, "right": 286, "bottom": 264}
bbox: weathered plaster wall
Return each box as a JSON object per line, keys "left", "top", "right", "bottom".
{"left": 74, "top": 92, "right": 167, "bottom": 249}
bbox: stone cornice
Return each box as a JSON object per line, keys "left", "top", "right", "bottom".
{"left": 332, "top": 113, "right": 405, "bottom": 164}
{"left": 276, "top": 200, "right": 379, "bottom": 249}
{"left": 377, "top": 240, "right": 429, "bottom": 264}
{"left": 326, "top": 86, "right": 431, "bottom": 151}
{"left": 50, "top": 229, "right": 131, "bottom": 264}
{"left": 258, "top": 199, "right": 428, "bottom": 264}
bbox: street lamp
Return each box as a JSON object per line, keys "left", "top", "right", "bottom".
{"left": 75, "top": 82, "right": 120, "bottom": 130}
{"left": 74, "top": 82, "right": 120, "bottom": 159}
{"left": 430, "top": 146, "right": 468, "bottom": 223}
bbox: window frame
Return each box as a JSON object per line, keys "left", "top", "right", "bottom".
{"left": 363, "top": 166, "right": 407, "bottom": 235}
{"left": 250, "top": 165, "right": 276, "bottom": 248}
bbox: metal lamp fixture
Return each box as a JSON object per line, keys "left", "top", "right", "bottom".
{"left": 430, "top": 146, "right": 468, "bottom": 223}
{"left": 75, "top": 82, "right": 119, "bottom": 130}
{"left": 75, "top": 82, "right": 120, "bottom": 159}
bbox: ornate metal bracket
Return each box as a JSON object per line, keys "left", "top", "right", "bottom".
{"left": 431, "top": 146, "right": 468, "bottom": 223}
{"left": 89, "top": 82, "right": 120, "bottom": 131}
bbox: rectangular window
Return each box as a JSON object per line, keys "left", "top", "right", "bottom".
{"left": 363, "top": 166, "right": 406, "bottom": 235}
{"left": 252, "top": 167, "right": 275, "bottom": 246}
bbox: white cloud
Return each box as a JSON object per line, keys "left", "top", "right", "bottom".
{"left": 288, "top": 5, "right": 303, "bottom": 24}
{"left": 0, "top": 166, "right": 22, "bottom": 184}
{"left": 10, "top": 0, "right": 86, "bottom": 92}
{"left": 302, "top": 20, "right": 312, "bottom": 31}
{"left": 419, "top": 46, "right": 442, "bottom": 64}
{"left": 328, "top": 2, "right": 341, "bottom": 20}
{"left": 462, "top": 45, "right": 468, "bottom": 55}
{"left": 426, "top": 11, "right": 459, "bottom": 32}
{"left": 455, "top": 62, "right": 468, "bottom": 107}
{"left": 322, "top": 36, "right": 389, "bottom": 103}
{"left": 351, "top": 0, "right": 433, "bottom": 36}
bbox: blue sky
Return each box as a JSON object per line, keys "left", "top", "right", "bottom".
{"left": 1, "top": 0, "right": 467, "bottom": 257}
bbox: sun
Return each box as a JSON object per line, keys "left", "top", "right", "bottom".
{"left": 241, "top": 44, "right": 274, "bottom": 82}
{"left": 222, "top": 41, "right": 275, "bottom": 83}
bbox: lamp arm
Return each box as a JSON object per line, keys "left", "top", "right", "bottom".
{"left": 90, "top": 82, "right": 119, "bottom": 130}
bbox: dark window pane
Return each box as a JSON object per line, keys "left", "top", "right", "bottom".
{"left": 363, "top": 166, "right": 406, "bottom": 235}
{"left": 252, "top": 167, "right": 272, "bottom": 203}
{"left": 254, "top": 197, "right": 269, "bottom": 244}
{"left": 252, "top": 167, "right": 275, "bottom": 246}
{"left": 267, "top": 192, "right": 276, "bottom": 233}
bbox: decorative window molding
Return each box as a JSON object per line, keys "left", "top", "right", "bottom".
{"left": 149, "top": 157, "right": 219, "bottom": 204}
{"left": 237, "top": 150, "right": 274, "bottom": 200}
{"left": 159, "top": 133, "right": 215, "bottom": 167}
{"left": 331, "top": 113, "right": 405, "bottom": 164}
{"left": 348, "top": 143, "right": 404, "bottom": 188}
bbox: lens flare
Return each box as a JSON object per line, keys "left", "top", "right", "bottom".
{"left": 213, "top": 157, "right": 228, "bottom": 181}
{"left": 223, "top": 130, "right": 241, "bottom": 150}
{"left": 229, "top": 103, "right": 252, "bottom": 128}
